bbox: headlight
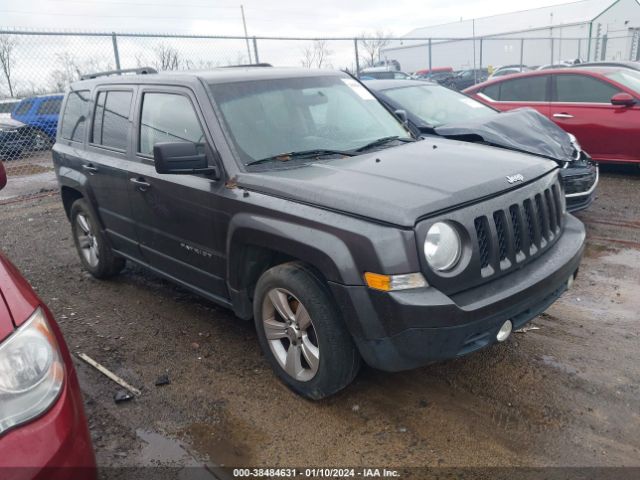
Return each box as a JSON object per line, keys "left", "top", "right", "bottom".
{"left": 424, "top": 222, "right": 462, "bottom": 272}
{"left": 0, "top": 307, "right": 64, "bottom": 435}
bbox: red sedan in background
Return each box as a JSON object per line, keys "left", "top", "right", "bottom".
{"left": 0, "top": 160, "right": 96, "bottom": 480}
{"left": 464, "top": 67, "right": 640, "bottom": 164}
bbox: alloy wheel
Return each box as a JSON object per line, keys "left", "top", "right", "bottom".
{"left": 75, "top": 213, "right": 100, "bottom": 268}
{"left": 262, "top": 288, "right": 320, "bottom": 382}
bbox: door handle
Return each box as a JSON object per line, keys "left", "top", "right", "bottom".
{"left": 82, "top": 164, "right": 98, "bottom": 173}
{"left": 553, "top": 113, "right": 574, "bottom": 119}
{"left": 130, "top": 177, "right": 151, "bottom": 191}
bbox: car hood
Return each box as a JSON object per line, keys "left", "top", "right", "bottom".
{"left": 0, "top": 118, "right": 26, "bottom": 131}
{"left": 236, "top": 138, "right": 556, "bottom": 227}
{"left": 433, "top": 108, "right": 577, "bottom": 164}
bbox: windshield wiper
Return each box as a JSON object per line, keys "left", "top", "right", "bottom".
{"left": 354, "top": 136, "right": 415, "bottom": 153}
{"left": 246, "top": 149, "right": 355, "bottom": 167}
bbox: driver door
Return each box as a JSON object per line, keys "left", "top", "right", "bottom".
{"left": 127, "top": 86, "right": 228, "bottom": 300}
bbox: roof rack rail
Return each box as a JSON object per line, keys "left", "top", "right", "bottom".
{"left": 80, "top": 67, "right": 158, "bottom": 80}
{"left": 219, "top": 63, "right": 273, "bottom": 68}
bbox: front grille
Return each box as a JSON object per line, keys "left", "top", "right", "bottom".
{"left": 473, "top": 182, "right": 563, "bottom": 277}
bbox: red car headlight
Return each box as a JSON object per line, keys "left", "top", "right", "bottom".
{"left": 0, "top": 307, "right": 64, "bottom": 435}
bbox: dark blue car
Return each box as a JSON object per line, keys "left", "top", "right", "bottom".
{"left": 11, "top": 94, "right": 64, "bottom": 147}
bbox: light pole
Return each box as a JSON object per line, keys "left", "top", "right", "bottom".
{"left": 241, "top": 5, "right": 252, "bottom": 63}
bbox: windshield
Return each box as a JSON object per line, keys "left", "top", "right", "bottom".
{"left": 383, "top": 84, "right": 497, "bottom": 127}
{"left": 208, "top": 75, "right": 410, "bottom": 166}
{"left": 604, "top": 69, "right": 640, "bottom": 94}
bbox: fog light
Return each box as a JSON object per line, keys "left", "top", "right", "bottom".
{"left": 496, "top": 320, "right": 513, "bottom": 342}
{"left": 567, "top": 274, "right": 575, "bottom": 290}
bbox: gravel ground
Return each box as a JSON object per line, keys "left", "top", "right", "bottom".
{"left": 0, "top": 165, "right": 638, "bottom": 478}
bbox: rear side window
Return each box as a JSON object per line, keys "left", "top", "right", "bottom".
{"left": 555, "top": 74, "right": 620, "bottom": 103}
{"left": 139, "top": 93, "right": 204, "bottom": 156}
{"left": 60, "top": 90, "right": 90, "bottom": 142}
{"left": 498, "top": 76, "right": 548, "bottom": 101}
{"left": 36, "top": 98, "right": 62, "bottom": 115}
{"left": 14, "top": 100, "right": 33, "bottom": 116}
{"left": 481, "top": 83, "right": 500, "bottom": 100}
{"left": 92, "top": 90, "right": 133, "bottom": 150}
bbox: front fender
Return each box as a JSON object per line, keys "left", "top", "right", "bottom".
{"left": 226, "top": 212, "right": 360, "bottom": 288}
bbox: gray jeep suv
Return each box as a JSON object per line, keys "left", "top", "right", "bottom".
{"left": 52, "top": 67, "right": 585, "bottom": 399}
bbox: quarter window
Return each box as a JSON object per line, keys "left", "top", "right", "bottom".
{"left": 555, "top": 74, "right": 620, "bottom": 103}
{"left": 92, "top": 90, "right": 132, "bottom": 150}
{"left": 60, "top": 90, "right": 90, "bottom": 142}
{"left": 139, "top": 93, "right": 205, "bottom": 156}
{"left": 498, "top": 76, "right": 548, "bottom": 102}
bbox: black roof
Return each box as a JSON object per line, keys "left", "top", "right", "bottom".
{"left": 70, "top": 67, "right": 347, "bottom": 89}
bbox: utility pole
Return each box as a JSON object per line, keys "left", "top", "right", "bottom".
{"left": 240, "top": 5, "right": 252, "bottom": 63}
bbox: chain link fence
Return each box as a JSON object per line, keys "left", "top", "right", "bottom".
{"left": 0, "top": 28, "right": 638, "bottom": 203}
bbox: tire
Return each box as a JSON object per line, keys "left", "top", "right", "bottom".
{"left": 70, "top": 198, "right": 125, "bottom": 279}
{"left": 253, "top": 261, "right": 361, "bottom": 400}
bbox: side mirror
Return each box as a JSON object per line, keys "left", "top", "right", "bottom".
{"left": 0, "top": 160, "right": 6, "bottom": 190}
{"left": 394, "top": 109, "right": 409, "bottom": 125}
{"left": 153, "top": 142, "right": 219, "bottom": 178}
{"left": 611, "top": 92, "right": 636, "bottom": 107}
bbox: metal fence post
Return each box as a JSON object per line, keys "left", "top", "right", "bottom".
{"left": 520, "top": 38, "right": 524, "bottom": 71}
{"left": 479, "top": 38, "right": 483, "bottom": 71}
{"left": 601, "top": 34, "right": 608, "bottom": 60}
{"left": 354, "top": 38, "right": 360, "bottom": 74}
{"left": 252, "top": 37, "right": 260, "bottom": 63}
{"left": 428, "top": 38, "right": 432, "bottom": 73}
{"left": 111, "top": 32, "right": 121, "bottom": 70}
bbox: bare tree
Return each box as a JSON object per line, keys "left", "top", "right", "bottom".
{"left": 49, "top": 52, "right": 82, "bottom": 92}
{"left": 301, "top": 40, "right": 333, "bottom": 69}
{"left": 359, "top": 30, "right": 392, "bottom": 68}
{"left": 153, "top": 43, "right": 181, "bottom": 71}
{"left": 0, "top": 35, "right": 17, "bottom": 97}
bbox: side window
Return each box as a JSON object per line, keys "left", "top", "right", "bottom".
{"left": 60, "top": 90, "right": 90, "bottom": 142}
{"left": 555, "top": 74, "right": 620, "bottom": 103}
{"left": 481, "top": 83, "right": 500, "bottom": 100}
{"left": 14, "top": 100, "right": 33, "bottom": 116}
{"left": 139, "top": 92, "right": 204, "bottom": 156}
{"left": 91, "top": 90, "right": 133, "bottom": 150}
{"left": 499, "top": 76, "right": 548, "bottom": 102}
{"left": 36, "top": 98, "right": 63, "bottom": 115}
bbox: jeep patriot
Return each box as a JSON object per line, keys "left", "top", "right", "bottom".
{"left": 52, "top": 67, "right": 585, "bottom": 399}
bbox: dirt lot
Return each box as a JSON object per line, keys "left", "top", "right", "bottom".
{"left": 0, "top": 165, "right": 639, "bottom": 478}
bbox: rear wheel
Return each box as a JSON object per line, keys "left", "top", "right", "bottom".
{"left": 70, "top": 199, "right": 125, "bottom": 278}
{"left": 253, "top": 262, "right": 361, "bottom": 399}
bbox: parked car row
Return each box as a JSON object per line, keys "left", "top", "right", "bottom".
{"left": 359, "top": 66, "right": 488, "bottom": 90}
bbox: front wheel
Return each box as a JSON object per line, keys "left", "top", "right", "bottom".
{"left": 253, "top": 262, "right": 361, "bottom": 400}
{"left": 70, "top": 199, "right": 125, "bottom": 278}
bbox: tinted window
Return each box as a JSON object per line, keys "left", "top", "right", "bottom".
{"left": 92, "top": 90, "right": 132, "bottom": 150}
{"left": 14, "top": 100, "right": 33, "bottom": 115}
{"left": 499, "top": 76, "right": 548, "bottom": 101}
{"left": 139, "top": 93, "right": 204, "bottom": 156}
{"left": 61, "top": 90, "right": 90, "bottom": 142}
{"left": 481, "top": 83, "right": 500, "bottom": 100}
{"left": 555, "top": 74, "right": 621, "bottom": 103}
{"left": 36, "top": 98, "right": 62, "bottom": 115}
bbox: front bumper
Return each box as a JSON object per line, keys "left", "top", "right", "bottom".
{"left": 330, "top": 215, "right": 585, "bottom": 371}
{"left": 0, "top": 366, "right": 97, "bottom": 480}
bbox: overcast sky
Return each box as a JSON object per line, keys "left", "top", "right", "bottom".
{"left": 1, "top": 0, "right": 582, "bottom": 37}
